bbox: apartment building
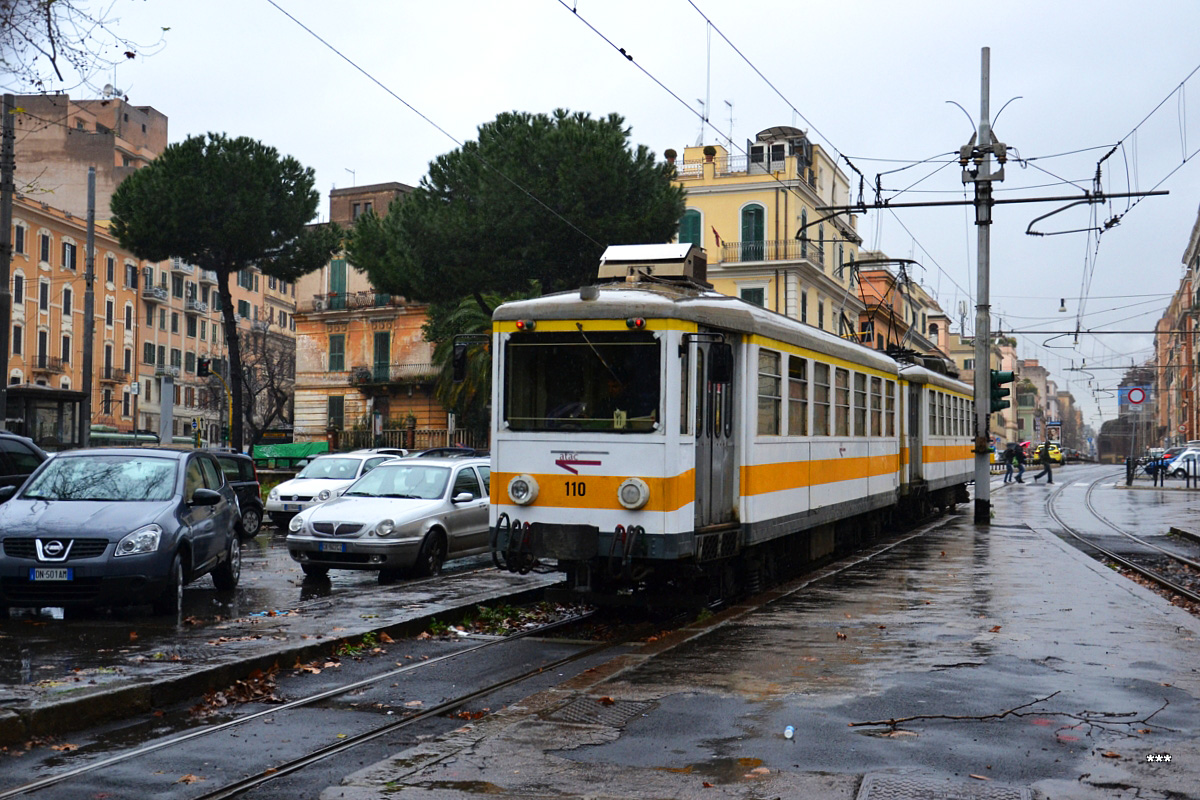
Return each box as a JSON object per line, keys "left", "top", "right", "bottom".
{"left": 5, "top": 195, "right": 143, "bottom": 442}
{"left": 670, "top": 126, "right": 864, "bottom": 334}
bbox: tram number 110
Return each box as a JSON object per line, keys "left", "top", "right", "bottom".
{"left": 565, "top": 480, "right": 586, "bottom": 497}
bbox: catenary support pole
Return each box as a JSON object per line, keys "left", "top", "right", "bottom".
{"left": 971, "top": 48, "right": 1001, "bottom": 524}
{"left": 81, "top": 167, "right": 96, "bottom": 447}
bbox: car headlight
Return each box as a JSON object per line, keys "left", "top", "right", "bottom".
{"left": 288, "top": 515, "right": 305, "bottom": 533}
{"left": 374, "top": 519, "right": 395, "bottom": 536}
{"left": 617, "top": 478, "right": 650, "bottom": 510}
{"left": 268, "top": 488, "right": 279, "bottom": 501}
{"left": 115, "top": 524, "right": 163, "bottom": 557}
{"left": 507, "top": 474, "right": 538, "bottom": 505}
{"left": 317, "top": 489, "right": 332, "bottom": 501}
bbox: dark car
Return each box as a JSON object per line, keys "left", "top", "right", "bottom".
{"left": 211, "top": 451, "right": 263, "bottom": 538}
{"left": 0, "top": 432, "right": 48, "bottom": 501}
{"left": 0, "top": 448, "right": 241, "bottom": 615}
{"left": 413, "top": 447, "right": 488, "bottom": 459}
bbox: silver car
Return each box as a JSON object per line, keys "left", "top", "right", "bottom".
{"left": 285, "top": 457, "right": 491, "bottom": 582}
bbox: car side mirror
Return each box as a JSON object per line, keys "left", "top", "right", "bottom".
{"left": 190, "top": 488, "right": 222, "bottom": 506}
{"left": 451, "top": 491, "right": 475, "bottom": 504}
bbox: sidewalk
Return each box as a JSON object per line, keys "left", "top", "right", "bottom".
{"left": 327, "top": 467, "right": 1200, "bottom": 799}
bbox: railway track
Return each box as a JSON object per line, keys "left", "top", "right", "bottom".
{"left": 0, "top": 610, "right": 620, "bottom": 800}
{"left": 1044, "top": 471, "right": 1200, "bottom": 605}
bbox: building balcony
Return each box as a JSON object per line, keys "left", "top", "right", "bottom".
{"left": 31, "top": 355, "right": 65, "bottom": 375}
{"left": 719, "top": 239, "right": 825, "bottom": 267}
{"left": 350, "top": 362, "right": 437, "bottom": 387}
{"left": 99, "top": 366, "right": 128, "bottom": 384}
{"left": 185, "top": 298, "right": 208, "bottom": 314}
{"left": 305, "top": 291, "right": 405, "bottom": 313}
{"left": 154, "top": 363, "right": 180, "bottom": 379}
{"left": 144, "top": 286, "right": 169, "bottom": 303}
{"left": 170, "top": 257, "right": 195, "bottom": 275}
{"left": 199, "top": 270, "right": 218, "bottom": 285}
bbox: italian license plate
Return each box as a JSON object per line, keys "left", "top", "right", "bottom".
{"left": 30, "top": 567, "right": 73, "bottom": 581}
{"left": 318, "top": 542, "right": 345, "bottom": 553}
{"left": 284, "top": 503, "right": 301, "bottom": 512}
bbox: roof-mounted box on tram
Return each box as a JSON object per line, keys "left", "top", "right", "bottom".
{"left": 596, "top": 243, "right": 708, "bottom": 285}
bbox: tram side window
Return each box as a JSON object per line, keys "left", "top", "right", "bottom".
{"left": 834, "top": 368, "right": 850, "bottom": 436}
{"left": 886, "top": 380, "right": 896, "bottom": 437}
{"left": 853, "top": 373, "right": 867, "bottom": 436}
{"left": 929, "top": 391, "right": 937, "bottom": 437}
{"left": 870, "top": 376, "right": 882, "bottom": 436}
{"left": 788, "top": 356, "right": 808, "bottom": 436}
{"left": 813, "top": 363, "right": 830, "bottom": 435}
{"left": 757, "top": 349, "right": 781, "bottom": 435}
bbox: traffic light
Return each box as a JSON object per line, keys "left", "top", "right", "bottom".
{"left": 990, "top": 369, "right": 1014, "bottom": 412}
{"left": 197, "top": 357, "right": 211, "bottom": 377}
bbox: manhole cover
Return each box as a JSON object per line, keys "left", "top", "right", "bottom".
{"left": 857, "top": 774, "right": 1032, "bottom": 800}
{"left": 543, "top": 696, "right": 655, "bottom": 727}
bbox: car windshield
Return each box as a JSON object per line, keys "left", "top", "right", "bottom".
{"left": 343, "top": 464, "right": 450, "bottom": 500}
{"left": 296, "top": 458, "right": 362, "bottom": 480}
{"left": 22, "top": 454, "right": 178, "bottom": 501}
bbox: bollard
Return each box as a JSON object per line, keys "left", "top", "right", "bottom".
{"left": 1126, "top": 457, "right": 1134, "bottom": 486}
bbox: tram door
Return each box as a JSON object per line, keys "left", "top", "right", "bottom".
{"left": 907, "top": 383, "right": 924, "bottom": 482}
{"left": 694, "top": 336, "right": 737, "bottom": 528}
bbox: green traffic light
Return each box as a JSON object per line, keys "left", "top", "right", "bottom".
{"left": 989, "top": 369, "right": 1015, "bottom": 412}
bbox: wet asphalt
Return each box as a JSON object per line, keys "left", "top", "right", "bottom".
{"left": 326, "top": 465, "right": 1200, "bottom": 800}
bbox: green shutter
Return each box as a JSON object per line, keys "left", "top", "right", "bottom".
{"left": 329, "top": 334, "right": 345, "bottom": 371}
{"left": 679, "top": 210, "right": 701, "bottom": 246}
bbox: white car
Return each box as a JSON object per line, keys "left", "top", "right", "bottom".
{"left": 266, "top": 453, "right": 400, "bottom": 527}
{"left": 285, "top": 457, "right": 491, "bottom": 582}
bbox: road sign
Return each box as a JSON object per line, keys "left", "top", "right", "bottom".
{"left": 1128, "top": 387, "right": 1146, "bottom": 405}
{"left": 191, "top": 418, "right": 198, "bottom": 431}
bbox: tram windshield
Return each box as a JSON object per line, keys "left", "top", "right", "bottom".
{"left": 504, "top": 331, "right": 661, "bottom": 433}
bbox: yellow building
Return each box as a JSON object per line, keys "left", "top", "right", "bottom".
{"left": 669, "top": 126, "right": 863, "bottom": 334}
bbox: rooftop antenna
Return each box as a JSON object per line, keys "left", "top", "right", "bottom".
{"left": 345, "top": 168, "right": 356, "bottom": 187}
{"left": 724, "top": 100, "right": 734, "bottom": 151}
{"left": 695, "top": 99, "right": 706, "bottom": 146}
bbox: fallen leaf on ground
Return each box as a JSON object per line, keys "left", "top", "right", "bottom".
{"left": 969, "top": 774, "right": 990, "bottom": 781}
{"left": 49, "top": 743, "right": 78, "bottom": 752}
{"left": 379, "top": 632, "right": 394, "bottom": 643}
{"left": 989, "top": 625, "right": 1002, "bottom": 633}
{"left": 836, "top": 631, "right": 847, "bottom": 640}
{"left": 128, "top": 632, "right": 138, "bottom": 642}
{"left": 1101, "top": 751, "right": 1121, "bottom": 759}
{"left": 598, "top": 696, "right": 616, "bottom": 706}
{"left": 177, "top": 774, "right": 203, "bottom": 784}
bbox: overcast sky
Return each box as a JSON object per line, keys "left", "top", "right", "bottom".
{"left": 36, "top": 0, "right": 1200, "bottom": 433}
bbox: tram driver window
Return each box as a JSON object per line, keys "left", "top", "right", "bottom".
{"left": 504, "top": 331, "right": 661, "bottom": 433}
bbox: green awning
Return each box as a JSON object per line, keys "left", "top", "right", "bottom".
{"left": 251, "top": 441, "right": 329, "bottom": 462}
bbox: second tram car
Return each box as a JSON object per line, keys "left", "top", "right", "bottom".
{"left": 489, "top": 245, "right": 972, "bottom": 604}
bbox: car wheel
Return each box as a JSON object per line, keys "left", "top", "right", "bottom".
{"left": 240, "top": 507, "right": 262, "bottom": 539}
{"left": 212, "top": 536, "right": 241, "bottom": 591}
{"left": 152, "top": 552, "right": 184, "bottom": 616}
{"left": 301, "top": 564, "right": 329, "bottom": 579}
{"left": 415, "top": 531, "right": 446, "bottom": 577}
{"left": 378, "top": 568, "right": 403, "bottom": 585}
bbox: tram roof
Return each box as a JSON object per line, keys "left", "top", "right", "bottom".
{"left": 493, "top": 280, "right": 900, "bottom": 373}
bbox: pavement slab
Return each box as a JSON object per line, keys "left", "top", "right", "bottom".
{"left": 326, "top": 470, "right": 1200, "bottom": 799}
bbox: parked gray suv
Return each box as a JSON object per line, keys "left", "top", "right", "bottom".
{"left": 0, "top": 448, "right": 241, "bottom": 615}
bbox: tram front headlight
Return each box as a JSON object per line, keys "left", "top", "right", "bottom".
{"left": 508, "top": 474, "right": 539, "bottom": 505}
{"left": 617, "top": 477, "right": 650, "bottom": 510}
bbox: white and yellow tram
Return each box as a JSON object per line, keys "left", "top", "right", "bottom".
{"left": 488, "top": 245, "right": 972, "bottom": 603}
